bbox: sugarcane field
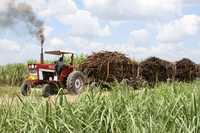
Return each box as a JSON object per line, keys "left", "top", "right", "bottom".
{"left": 1, "top": 0, "right": 200, "bottom": 133}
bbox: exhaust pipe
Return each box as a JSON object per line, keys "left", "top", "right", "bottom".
{"left": 40, "top": 34, "right": 44, "bottom": 64}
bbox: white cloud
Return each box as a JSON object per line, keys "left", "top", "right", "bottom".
{"left": 129, "top": 29, "right": 150, "bottom": 46}
{"left": 0, "top": 0, "right": 10, "bottom": 11}
{"left": 49, "top": 37, "right": 65, "bottom": 46}
{"left": 157, "top": 15, "right": 200, "bottom": 43}
{"left": 67, "top": 36, "right": 105, "bottom": 53}
{"left": 0, "top": 39, "right": 20, "bottom": 52}
{"left": 109, "top": 21, "right": 123, "bottom": 28}
{"left": 24, "top": 0, "right": 111, "bottom": 38}
{"left": 37, "top": 0, "right": 77, "bottom": 18}
{"left": 18, "top": 0, "right": 77, "bottom": 18}
{"left": 59, "top": 10, "right": 111, "bottom": 37}
{"left": 66, "top": 36, "right": 149, "bottom": 60}
{"left": 0, "top": 39, "right": 40, "bottom": 64}
{"left": 83, "top": 0, "right": 182, "bottom": 20}
{"left": 183, "top": 0, "right": 200, "bottom": 5}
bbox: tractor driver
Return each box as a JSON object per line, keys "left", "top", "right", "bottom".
{"left": 55, "top": 56, "right": 64, "bottom": 77}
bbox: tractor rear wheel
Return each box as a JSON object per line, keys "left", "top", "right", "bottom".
{"left": 67, "top": 71, "right": 85, "bottom": 94}
{"left": 42, "top": 83, "right": 59, "bottom": 97}
{"left": 21, "top": 82, "right": 31, "bottom": 96}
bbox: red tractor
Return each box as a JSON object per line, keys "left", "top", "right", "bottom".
{"left": 21, "top": 51, "right": 85, "bottom": 97}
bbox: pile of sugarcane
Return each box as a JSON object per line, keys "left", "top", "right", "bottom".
{"left": 175, "top": 58, "right": 196, "bottom": 81}
{"left": 79, "top": 51, "right": 199, "bottom": 87}
{"left": 79, "top": 51, "right": 138, "bottom": 83}
{"left": 138, "top": 57, "right": 174, "bottom": 85}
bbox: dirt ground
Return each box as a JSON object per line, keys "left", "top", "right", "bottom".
{"left": 0, "top": 85, "right": 81, "bottom": 104}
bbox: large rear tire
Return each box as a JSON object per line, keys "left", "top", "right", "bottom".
{"left": 21, "top": 82, "right": 31, "bottom": 96}
{"left": 42, "top": 83, "right": 59, "bottom": 97}
{"left": 67, "top": 71, "right": 85, "bottom": 94}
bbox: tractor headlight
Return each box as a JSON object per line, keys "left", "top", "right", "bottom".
{"left": 28, "top": 64, "right": 35, "bottom": 69}
{"left": 54, "top": 76, "right": 58, "bottom": 81}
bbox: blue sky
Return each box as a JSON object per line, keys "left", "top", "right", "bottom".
{"left": 0, "top": 0, "right": 200, "bottom": 64}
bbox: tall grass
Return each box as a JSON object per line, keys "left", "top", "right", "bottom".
{"left": 64, "top": 54, "right": 86, "bottom": 65}
{"left": 0, "top": 81, "right": 200, "bottom": 132}
{"left": 0, "top": 64, "right": 27, "bottom": 86}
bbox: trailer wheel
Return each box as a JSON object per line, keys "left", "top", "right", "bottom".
{"left": 42, "top": 83, "right": 58, "bottom": 97}
{"left": 21, "top": 82, "right": 31, "bottom": 96}
{"left": 67, "top": 71, "right": 85, "bottom": 94}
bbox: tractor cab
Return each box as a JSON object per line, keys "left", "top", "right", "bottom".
{"left": 45, "top": 50, "right": 74, "bottom": 80}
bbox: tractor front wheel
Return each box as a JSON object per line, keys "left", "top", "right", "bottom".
{"left": 21, "top": 82, "right": 31, "bottom": 96}
{"left": 42, "top": 83, "right": 59, "bottom": 97}
{"left": 67, "top": 71, "right": 85, "bottom": 94}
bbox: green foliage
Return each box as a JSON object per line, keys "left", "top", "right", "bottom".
{"left": 64, "top": 54, "right": 86, "bottom": 65}
{"left": 0, "top": 64, "right": 27, "bottom": 86}
{"left": 1, "top": 81, "right": 200, "bottom": 132}
{"left": 74, "top": 54, "right": 86, "bottom": 65}
{"left": 27, "top": 60, "right": 37, "bottom": 64}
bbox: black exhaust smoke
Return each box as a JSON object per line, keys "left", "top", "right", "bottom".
{"left": 0, "top": 1, "right": 45, "bottom": 63}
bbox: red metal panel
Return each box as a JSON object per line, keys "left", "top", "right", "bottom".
{"left": 59, "top": 65, "right": 74, "bottom": 81}
{"left": 35, "top": 64, "right": 55, "bottom": 70}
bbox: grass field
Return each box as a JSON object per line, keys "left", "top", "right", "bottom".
{"left": 0, "top": 81, "right": 200, "bottom": 133}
